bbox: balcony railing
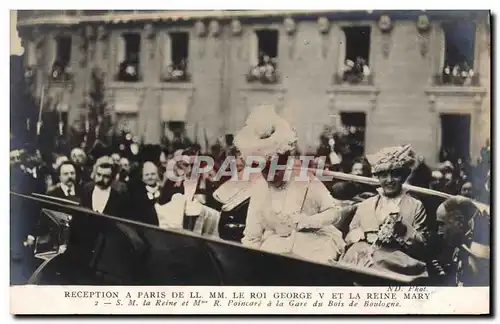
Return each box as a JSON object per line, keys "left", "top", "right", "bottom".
{"left": 161, "top": 63, "right": 191, "bottom": 83}
{"left": 433, "top": 73, "right": 480, "bottom": 87}
{"left": 333, "top": 72, "right": 374, "bottom": 86}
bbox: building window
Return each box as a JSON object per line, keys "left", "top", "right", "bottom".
{"left": 246, "top": 29, "right": 279, "bottom": 84}
{"left": 117, "top": 33, "right": 141, "bottom": 82}
{"left": 439, "top": 114, "right": 471, "bottom": 163}
{"left": 161, "top": 121, "right": 193, "bottom": 152}
{"left": 162, "top": 32, "right": 190, "bottom": 82}
{"left": 437, "top": 22, "right": 478, "bottom": 86}
{"left": 340, "top": 112, "right": 366, "bottom": 158}
{"left": 51, "top": 36, "right": 72, "bottom": 81}
{"left": 336, "top": 26, "right": 372, "bottom": 85}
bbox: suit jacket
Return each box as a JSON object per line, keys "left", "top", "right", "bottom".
{"left": 80, "top": 182, "right": 129, "bottom": 219}
{"left": 69, "top": 182, "right": 130, "bottom": 269}
{"left": 46, "top": 184, "right": 82, "bottom": 204}
{"left": 128, "top": 183, "right": 160, "bottom": 226}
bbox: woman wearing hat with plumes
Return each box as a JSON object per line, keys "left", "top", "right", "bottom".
{"left": 236, "top": 105, "right": 346, "bottom": 264}
{"left": 340, "top": 145, "right": 430, "bottom": 279}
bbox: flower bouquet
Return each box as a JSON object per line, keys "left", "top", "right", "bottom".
{"left": 162, "top": 63, "right": 191, "bottom": 82}
{"left": 371, "top": 210, "right": 404, "bottom": 249}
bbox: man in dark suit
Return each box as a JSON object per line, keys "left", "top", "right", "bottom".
{"left": 129, "top": 161, "right": 161, "bottom": 225}
{"left": 67, "top": 157, "right": 133, "bottom": 279}
{"left": 80, "top": 157, "right": 128, "bottom": 218}
{"left": 46, "top": 161, "right": 81, "bottom": 203}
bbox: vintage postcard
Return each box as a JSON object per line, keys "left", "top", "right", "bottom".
{"left": 9, "top": 9, "right": 491, "bottom": 315}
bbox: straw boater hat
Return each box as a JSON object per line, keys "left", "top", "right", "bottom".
{"left": 368, "top": 144, "right": 416, "bottom": 174}
{"left": 234, "top": 104, "right": 298, "bottom": 159}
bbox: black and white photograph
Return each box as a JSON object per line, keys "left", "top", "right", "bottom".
{"left": 8, "top": 8, "right": 491, "bottom": 315}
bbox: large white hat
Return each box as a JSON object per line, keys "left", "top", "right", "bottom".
{"left": 234, "top": 105, "right": 297, "bottom": 159}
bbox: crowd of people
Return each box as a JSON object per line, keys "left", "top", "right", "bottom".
{"left": 10, "top": 104, "right": 490, "bottom": 285}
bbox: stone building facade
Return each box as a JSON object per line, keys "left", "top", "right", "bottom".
{"left": 16, "top": 10, "right": 490, "bottom": 165}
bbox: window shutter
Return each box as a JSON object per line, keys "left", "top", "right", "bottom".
{"left": 117, "top": 34, "right": 125, "bottom": 64}
{"left": 338, "top": 29, "right": 346, "bottom": 73}
{"left": 249, "top": 31, "right": 258, "bottom": 66}
{"left": 163, "top": 32, "right": 172, "bottom": 68}
{"left": 47, "top": 36, "right": 57, "bottom": 66}
{"left": 27, "top": 41, "right": 37, "bottom": 66}
{"left": 436, "top": 27, "right": 446, "bottom": 72}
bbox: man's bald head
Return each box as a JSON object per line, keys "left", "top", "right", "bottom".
{"left": 142, "top": 161, "right": 159, "bottom": 186}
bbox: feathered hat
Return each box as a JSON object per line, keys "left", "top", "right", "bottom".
{"left": 368, "top": 144, "right": 416, "bottom": 174}
{"left": 234, "top": 104, "right": 297, "bottom": 159}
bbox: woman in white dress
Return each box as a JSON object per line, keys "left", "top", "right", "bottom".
{"left": 235, "top": 105, "right": 346, "bottom": 264}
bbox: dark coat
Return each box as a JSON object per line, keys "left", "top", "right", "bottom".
{"left": 46, "top": 184, "right": 82, "bottom": 204}
{"left": 80, "top": 182, "right": 129, "bottom": 219}
{"left": 128, "top": 183, "right": 161, "bottom": 226}
{"left": 67, "top": 182, "right": 130, "bottom": 271}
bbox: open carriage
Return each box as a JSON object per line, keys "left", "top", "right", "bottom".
{"left": 10, "top": 170, "right": 489, "bottom": 287}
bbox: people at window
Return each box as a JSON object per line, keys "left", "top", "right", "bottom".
{"left": 50, "top": 60, "right": 72, "bottom": 81}
{"left": 342, "top": 57, "right": 371, "bottom": 84}
{"left": 442, "top": 61, "right": 475, "bottom": 86}
{"left": 247, "top": 51, "right": 278, "bottom": 84}
{"left": 163, "top": 58, "right": 190, "bottom": 82}
{"left": 118, "top": 52, "right": 140, "bottom": 82}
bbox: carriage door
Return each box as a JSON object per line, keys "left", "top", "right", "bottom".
{"left": 440, "top": 113, "right": 471, "bottom": 162}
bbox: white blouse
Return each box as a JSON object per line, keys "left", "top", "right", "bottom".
{"left": 242, "top": 175, "right": 342, "bottom": 249}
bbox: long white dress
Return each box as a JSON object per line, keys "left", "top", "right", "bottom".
{"left": 241, "top": 174, "right": 346, "bottom": 264}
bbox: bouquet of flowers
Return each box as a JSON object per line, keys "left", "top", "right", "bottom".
{"left": 372, "top": 210, "right": 404, "bottom": 249}
{"left": 162, "top": 61, "right": 191, "bottom": 82}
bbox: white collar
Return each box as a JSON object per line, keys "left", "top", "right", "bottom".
{"left": 145, "top": 184, "right": 160, "bottom": 193}
{"left": 94, "top": 185, "right": 111, "bottom": 193}
{"left": 60, "top": 183, "right": 75, "bottom": 195}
